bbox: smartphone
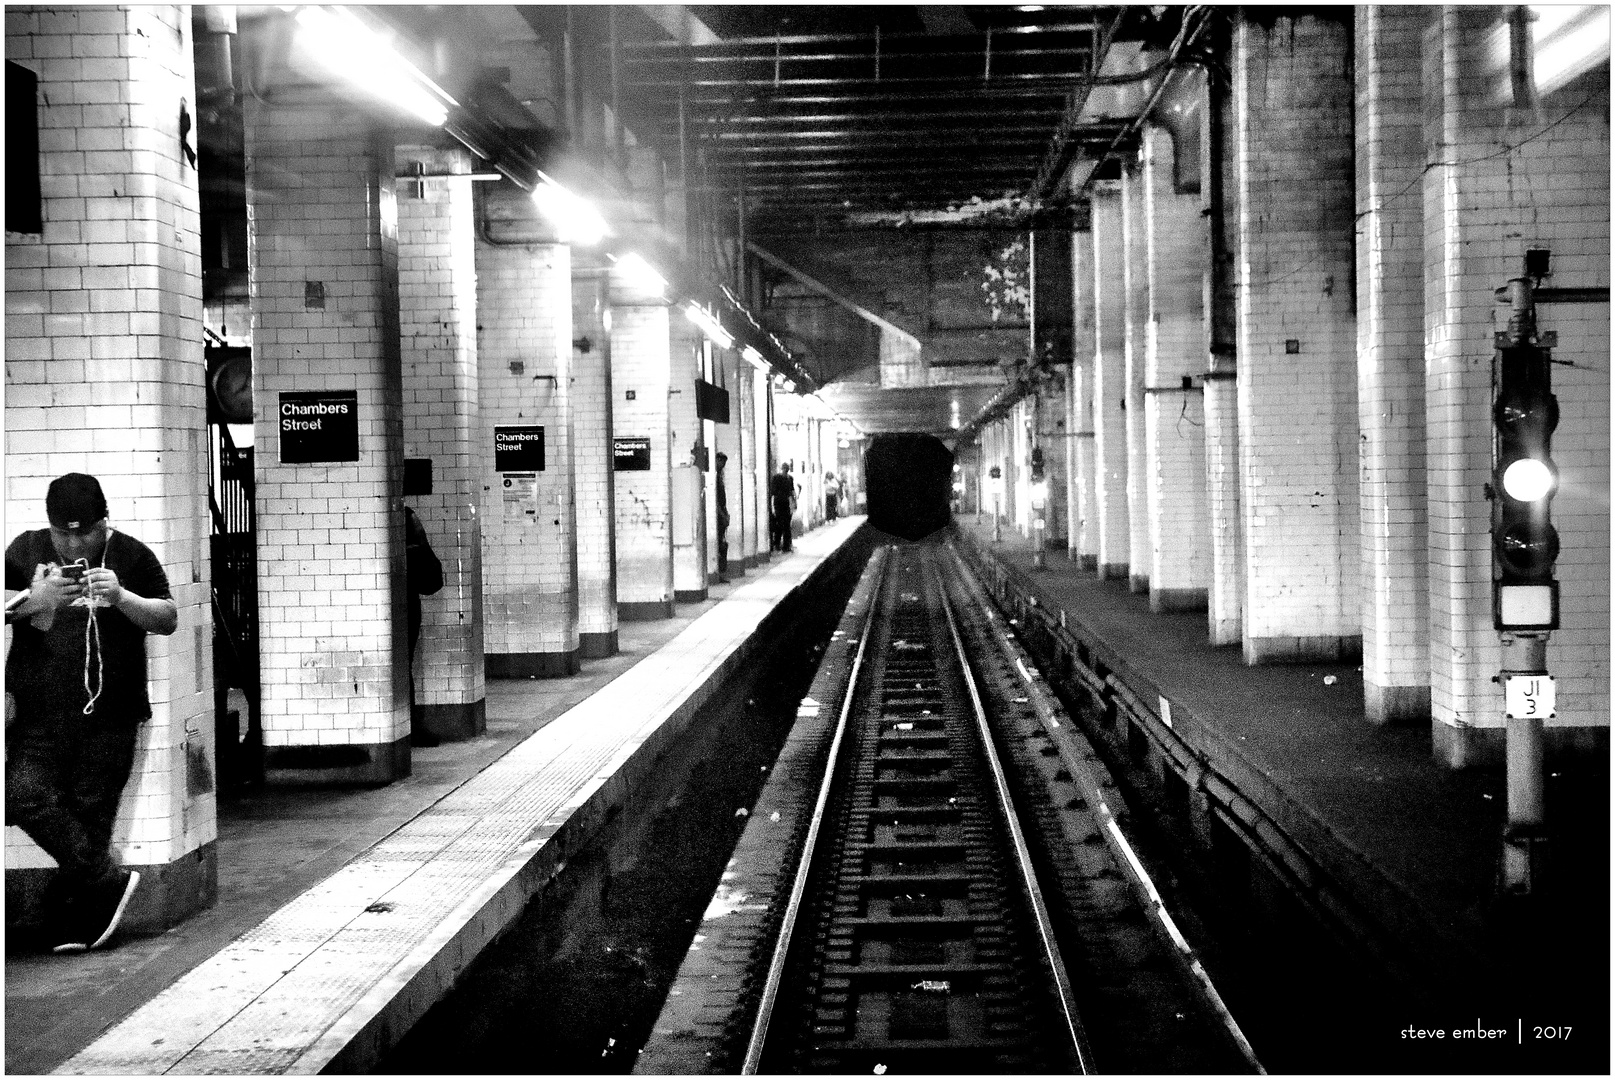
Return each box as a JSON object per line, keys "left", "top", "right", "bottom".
{"left": 60, "top": 562, "right": 87, "bottom": 581}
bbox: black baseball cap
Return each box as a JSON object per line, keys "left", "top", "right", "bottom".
{"left": 46, "top": 473, "right": 108, "bottom": 530}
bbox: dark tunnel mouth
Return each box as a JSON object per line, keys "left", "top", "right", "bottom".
{"left": 864, "top": 433, "right": 956, "bottom": 542}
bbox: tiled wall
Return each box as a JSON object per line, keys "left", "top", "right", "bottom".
{"left": 1068, "top": 229, "right": 1098, "bottom": 567}
{"left": 1089, "top": 189, "right": 1131, "bottom": 579}
{"left": 1234, "top": 12, "right": 1362, "bottom": 663}
{"left": 572, "top": 270, "right": 617, "bottom": 655}
{"left": 5, "top": 5, "right": 215, "bottom": 904}
{"left": 669, "top": 318, "right": 707, "bottom": 599}
{"left": 475, "top": 212, "right": 578, "bottom": 673}
{"left": 396, "top": 147, "right": 484, "bottom": 736}
{"left": 1355, "top": 7, "right": 1430, "bottom": 723}
{"left": 1423, "top": 7, "right": 1610, "bottom": 760}
{"left": 246, "top": 100, "right": 408, "bottom": 780}
{"left": 608, "top": 295, "right": 673, "bottom": 616}
{"left": 1202, "top": 72, "right": 1245, "bottom": 648}
{"left": 1120, "top": 163, "right": 1152, "bottom": 592}
{"left": 752, "top": 372, "right": 772, "bottom": 561}
{"left": 1142, "top": 125, "right": 1211, "bottom": 610}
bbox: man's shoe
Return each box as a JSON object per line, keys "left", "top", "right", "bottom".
{"left": 83, "top": 870, "right": 140, "bottom": 950}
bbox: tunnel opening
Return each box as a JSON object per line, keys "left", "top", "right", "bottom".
{"left": 864, "top": 433, "right": 955, "bottom": 540}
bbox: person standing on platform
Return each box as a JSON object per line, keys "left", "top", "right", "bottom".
{"left": 4, "top": 474, "right": 177, "bottom": 953}
{"left": 824, "top": 471, "right": 840, "bottom": 520}
{"left": 403, "top": 506, "right": 444, "bottom": 747}
{"left": 714, "top": 452, "right": 730, "bottom": 580}
{"left": 769, "top": 461, "right": 797, "bottom": 553}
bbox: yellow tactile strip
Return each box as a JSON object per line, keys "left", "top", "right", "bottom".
{"left": 56, "top": 520, "right": 864, "bottom": 1076}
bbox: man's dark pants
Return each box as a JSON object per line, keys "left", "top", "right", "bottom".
{"left": 6, "top": 704, "right": 138, "bottom": 896}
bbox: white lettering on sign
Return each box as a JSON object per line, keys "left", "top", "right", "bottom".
{"left": 280, "top": 400, "right": 351, "bottom": 416}
{"left": 1504, "top": 675, "right": 1556, "bottom": 719}
{"left": 496, "top": 431, "right": 543, "bottom": 446}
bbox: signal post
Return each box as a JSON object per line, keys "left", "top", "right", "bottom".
{"left": 1490, "top": 256, "right": 1560, "bottom": 895}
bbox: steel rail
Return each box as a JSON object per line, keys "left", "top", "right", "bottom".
{"left": 942, "top": 543, "right": 1266, "bottom": 1074}
{"left": 740, "top": 548, "right": 890, "bottom": 1075}
{"left": 929, "top": 555, "right": 1095, "bottom": 1075}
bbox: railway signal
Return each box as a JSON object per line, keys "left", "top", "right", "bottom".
{"left": 1491, "top": 339, "right": 1559, "bottom": 631}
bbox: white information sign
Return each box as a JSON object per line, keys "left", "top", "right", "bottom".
{"left": 1504, "top": 675, "right": 1556, "bottom": 720}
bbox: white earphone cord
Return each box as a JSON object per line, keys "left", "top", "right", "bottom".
{"left": 81, "top": 529, "right": 113, "bottom": 716}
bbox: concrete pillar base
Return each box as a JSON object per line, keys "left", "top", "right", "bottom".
{"left": 619, "top": 600, "right": 675, "bottom": 622}
{"left": 1150, "top": 587, "right": 1208, "bottom": 614}
{"left": 264, "top": 736, "right": 412, "bottom": 786}
{"left": 1364, "top": 683, "right": 1431, "bottom": 726}
{"left": 675, "top": 588, "right": 708, "bottom": 604}
{"left": 1129, "top": 573, "right": 1150, "bottom": 594}
{"left": 1099, "top": 562, "right": 1128, "bottom": 582}
{"left": 579, "top": 631, "right": 618, "bottom": 660}
{"left": 1243, "top": 634, "right": 1363, "bottom": 665}
{"left": 485, "top": 650, "right": 582, "bottom": 679}
{"left": 1433, "top": 721, "right": 1608, "bottom": 770}
{"left": 417, "top": 699, "right": 487, "bottom": 742}
{"left": 5, "top": 841, "right": 219, "bottom": 940}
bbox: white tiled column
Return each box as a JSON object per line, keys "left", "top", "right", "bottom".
{"left": 4, "top": 4, "right": 215, "bottom": 931}
{"left": 1424, "top": 7, "right": 1610, "bottom": 765}
{"left": 246, "top": 104, "right": 408, "bottom": 783}
{"left": 1090, "top": 187, "right": 1131, "bottom": 580}
{"left": 1121, "top": 159, "right": 1152, "bottom": 593}
{"left": 572, "top": 268, "right": 618, "bottom": 657}
{"left": 711, "top": 348, "right": 744, "bottom": 579}
{"left": 733, "top": 363, "right": 759, "bottom": 571}
{"left": 1203, "top": 55, "right": 1244, "bottom": 647}
{"left": 608, "top": 284, "right": 674, "bottom": 620}
{"left": 395, "top": 146, "right": 484, "bottom": 741}
{"left": 475, "top": 195, "right": 578, "bottom": 676}
{"left": 752, "top": 370, "right": 772, "bottom": 561}
{"left": 1037, "top": 372, "right": 1070, "bottom": 550}
{"left": 1068, "top": 228, "right": 1098, "bottom": 567}
{"left": 1355, "top": 7, "right": 1428, "bottom": 725}
{"left": 670, "top": 321, "right": 708, "bottom": 601}
{"left": 1234, "top": 11, "right": 1361, "bottom": 664}
{"left": 1143, "top": 124, "right": 1212, "bottom": 612}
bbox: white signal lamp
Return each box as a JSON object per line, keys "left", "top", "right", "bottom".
{"left": 1502, "top": 458, "right": 1555, "bottom": 503}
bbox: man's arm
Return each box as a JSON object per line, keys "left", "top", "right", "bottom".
{"left": 87, "top": 563, "right": 178, "bottom": 635}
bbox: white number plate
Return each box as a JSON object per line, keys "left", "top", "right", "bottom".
{"left": 1504, "top": 675, "right": 1557, "bottom": 720}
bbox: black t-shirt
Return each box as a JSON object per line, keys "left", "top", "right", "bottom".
{"left": 769, "top": 473, "right": 795, "bottom": 504}
{"left": 6, "top": 528, "right": 172, "bottom": 721}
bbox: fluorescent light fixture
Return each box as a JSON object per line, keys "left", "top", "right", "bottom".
{"left": 612, "top": 252, "right": 665, "bottom": 297}
{"left": 741, "top": 345, "right": 769, "bottom": 372}
{"left": 1531, "top": 6, "right": 1610, "bottom": 95}
{"left": 531, "top": 179, "right": 610, "bottom": 246}
{"left": 684, "top": 303, "right": 734, "bottom": 350}
{"left": 294, "top": 7, "right": 456, "bottom": 127}
{"left": 783, "top": 379, "right": 796, "bottom": 393}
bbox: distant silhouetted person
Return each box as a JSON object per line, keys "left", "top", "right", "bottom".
{"left": 824, "top": 471, "right": 840, "bottom": 520}
{"left": 404, "top": 506, "right": 444, "bottom": 747}
{"left": 714, "top": 451, "right": 730, "bottom": 580}
{"left": 769, "top": 462, "right": 797, "bottom": 553}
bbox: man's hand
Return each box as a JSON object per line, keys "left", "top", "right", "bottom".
{"left": 85, "top": 567, "right": 179, "bottom": 635}
{"left": 31, "top": 570, "right": 83, "bottom": 612}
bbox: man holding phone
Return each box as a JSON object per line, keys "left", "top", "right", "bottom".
{"left": 5, "top": 473, "right": 177, "bottom": 952}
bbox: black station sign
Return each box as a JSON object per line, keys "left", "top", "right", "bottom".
{"left": 613, "top": 436, "right": 652, "bottom": 471}
{"left": 495, "top": 426, "right": 545, "bottom": 471}
{"left": 279, "top": 390, "right": 359, "bottom": 464}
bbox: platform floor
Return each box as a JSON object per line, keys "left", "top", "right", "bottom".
{"left": 5, "top": 518, "right": 865, "bottom": 1076}
{"left": 954, "top": 518, "right": 1608, "bottom": 1068}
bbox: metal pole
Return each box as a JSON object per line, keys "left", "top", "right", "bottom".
{"left": 1501, "top": 633, "right": 1550, "bottom": 893}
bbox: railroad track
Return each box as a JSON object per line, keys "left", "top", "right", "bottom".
{"left": 744, "top": 544, "right": 1091, "bottom": 1074}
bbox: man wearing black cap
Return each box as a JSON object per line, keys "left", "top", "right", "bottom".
{"left": 5, "top": 473, "right": 177, "bottom": 952}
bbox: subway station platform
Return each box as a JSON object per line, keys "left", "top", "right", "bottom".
{"left": 952, "top": 518, "right": 1609, "bottom": 1072}
{"left": 5, "top": 518, "right": 865, "bottom": 1076}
